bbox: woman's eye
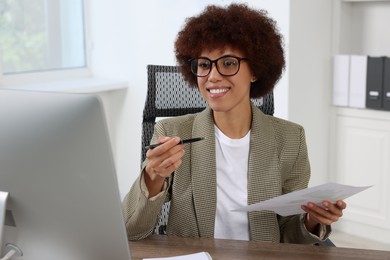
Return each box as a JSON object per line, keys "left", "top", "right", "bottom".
{"left": 223, "top": 60, "right": 237, "bottom": 67}
{"left": 199, "top": 62, "right": 211, "bottom": 69}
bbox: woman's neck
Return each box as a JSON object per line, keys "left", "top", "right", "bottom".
{"left": 213, "top": 104, "right": 252, "bottom": 139}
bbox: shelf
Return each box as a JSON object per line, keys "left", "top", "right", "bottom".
{"left": 334, "top": 0, "right": 390, "bottom": 56}
{"left": 334, "top": 106, "right": 390, "bottom": 121}
{"left": 330, "top": 0, "right": 390, "bottom": 244}
{"left": 342, "top": 0, "right": 390, "bottom": 2}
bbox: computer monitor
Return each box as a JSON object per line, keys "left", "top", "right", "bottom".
{"left": 0, "top": 89, "right": 131, "bottom": 260}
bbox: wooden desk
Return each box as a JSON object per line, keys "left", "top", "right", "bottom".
{"left": 129, "top": 235, "right": 390, "bottom": 260}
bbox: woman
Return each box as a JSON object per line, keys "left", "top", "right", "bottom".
{"left": 123, "top": 3, "right": 346, "bottom": 243}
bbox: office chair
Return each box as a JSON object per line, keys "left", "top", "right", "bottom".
{"left": 141, "top": 64, "right": 334, "bottom": 247}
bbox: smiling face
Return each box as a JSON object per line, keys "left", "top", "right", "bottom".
{"left": 197, "top": 47, "right": 253, "bottom": 115}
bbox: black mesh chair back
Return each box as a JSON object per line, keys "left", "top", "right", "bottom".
{"left": 142, "top": 64, "right": 274, "bottom": 162}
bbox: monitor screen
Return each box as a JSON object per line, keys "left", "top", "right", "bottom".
{"left": 0, "top": 89, "right": 131, "bottom": 260}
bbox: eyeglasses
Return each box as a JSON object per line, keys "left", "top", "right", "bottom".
{"left": 190, "top": 55, "right": 248, "bottom": 77}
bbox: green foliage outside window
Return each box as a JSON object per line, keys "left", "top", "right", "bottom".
{"left": 0, "top": 0, "right": 48, "bottom": 74}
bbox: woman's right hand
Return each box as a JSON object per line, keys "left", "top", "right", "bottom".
{"left": 144, "top": 136, "right": 185, "bottom": 197}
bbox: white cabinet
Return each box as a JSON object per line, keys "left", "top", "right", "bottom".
{"left": 331, "top": 108, "right": 390, "bottom": 242}
{"left": 330, "top": 0, "right": 390, "bottom": 243}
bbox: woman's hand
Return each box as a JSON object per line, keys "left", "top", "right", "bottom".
{"left": 144, "top": 136, "right": 185, "bottom": 197}
{"left": 301, "top": 200, "right": 347, "bottom": 234}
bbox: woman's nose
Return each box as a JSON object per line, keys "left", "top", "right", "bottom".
{"left": 208, "top": 63, "right": 222, "bottom": 81}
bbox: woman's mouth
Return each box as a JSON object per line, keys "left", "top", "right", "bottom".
{"left": 208, "top": 88, "right": 229, "bottom": 98}
{"left": 209, "top": 88, "right": 229, "bottom": 94}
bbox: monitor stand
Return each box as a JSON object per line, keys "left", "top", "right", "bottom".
{"left": 0, "top": 191, "right": 9, "bottom": 256}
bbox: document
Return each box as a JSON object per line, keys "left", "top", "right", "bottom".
{"left": 234, "top": 183, "right": 371, "bottom": 216}
{"left": 143, "top": 252, "right": 212, "bottom": 260}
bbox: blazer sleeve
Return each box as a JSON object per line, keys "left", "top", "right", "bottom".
{"left": 122, "top": 123, "right": 171, "bottom": 240}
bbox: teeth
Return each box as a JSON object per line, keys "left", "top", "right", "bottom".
{"left": 209, "top": 88, "right": 228, "bottom": 94}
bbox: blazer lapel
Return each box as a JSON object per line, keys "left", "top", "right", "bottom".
{"left": 191, "top": 107, "right": 216, "bottom": 237}
{"left": 248, "top": 105, "right": 280, "bottom": 204}
{"left": 248, "top": 104, "right": 281, "bottom": 239}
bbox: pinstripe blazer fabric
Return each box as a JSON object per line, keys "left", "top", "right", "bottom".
{"left": 123, "top": 104, "right": 330, "bottom": 243}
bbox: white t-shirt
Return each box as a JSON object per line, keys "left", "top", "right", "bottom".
{"left": 214, "top": 126, "right": 250, "bottom": 240}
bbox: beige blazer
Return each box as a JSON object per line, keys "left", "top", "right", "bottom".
{"left": 123, "top": 104, "right": 330, "bottom": 243}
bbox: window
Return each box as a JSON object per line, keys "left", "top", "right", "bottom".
{"left": 0, "top": 0, "right": 86, "bottom": 75}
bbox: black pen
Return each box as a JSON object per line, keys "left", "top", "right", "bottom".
{"left": 145, "top": 137, "right": 205, "bottom": 150}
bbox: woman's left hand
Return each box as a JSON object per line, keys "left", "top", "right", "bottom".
{"left": 301, "top": 200, "right": 347, "bottom": 233}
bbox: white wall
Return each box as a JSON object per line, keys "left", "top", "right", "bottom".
{"left": 88, "top": 0, "right": 290, "bottom": 198}
{"left": 288, "top": 0, "right": 333, "bottom": 186}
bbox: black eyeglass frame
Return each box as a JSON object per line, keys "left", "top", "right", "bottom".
{"left": 189, "top": 55, "right": 249, "bottom": 77}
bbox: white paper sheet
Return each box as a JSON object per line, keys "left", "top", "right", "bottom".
{"left": 143, "top": 252, "right": 213, "bottom": 260}
{"left": 233, "top": 182, "right": 372, "bottom": 216}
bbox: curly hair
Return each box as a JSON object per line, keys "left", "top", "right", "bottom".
{"left": 174, "top": 3, "right": 285, "bottom": 98}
